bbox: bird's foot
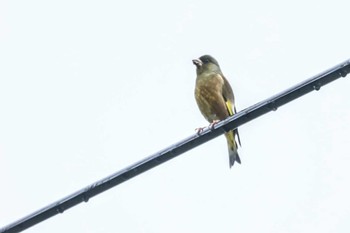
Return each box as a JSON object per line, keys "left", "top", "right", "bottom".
{"left": 195, "top": 127, "right": 206, "bottom": 135}
{"left": 209, "top": 120, "right": 220, "bottom": 130}
{"left": 195, "top": 120, "right": 220, "bottom": 135}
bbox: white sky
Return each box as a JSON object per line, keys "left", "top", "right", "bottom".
{"left": 1, "top": 1, "right": 350, "bottom": 232}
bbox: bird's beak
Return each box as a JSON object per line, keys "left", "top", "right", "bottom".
{"left": 192, "top": 59, "right": 202, "bottom": 67}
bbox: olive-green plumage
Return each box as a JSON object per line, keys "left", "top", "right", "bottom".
{"left": 193, "top": 55, "right": 241, "bottom": 168}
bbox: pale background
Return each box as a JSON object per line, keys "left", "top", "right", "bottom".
{"left": 1, "top": 1, "right": 350, "bottom": 232}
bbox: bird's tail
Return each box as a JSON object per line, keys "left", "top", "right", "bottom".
{"left": 225, "top": 130, "right": 241, "bottom": 168}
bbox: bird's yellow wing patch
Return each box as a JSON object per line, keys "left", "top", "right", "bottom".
{"left": 225, "top": 99, "right": 234, "bottom": 116}
{"left": 225, "top": 99, "right": 242, "bottom": 147}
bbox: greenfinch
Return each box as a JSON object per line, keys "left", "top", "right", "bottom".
{"left": 193, "top": 55, "right": 241, "bottom": 168}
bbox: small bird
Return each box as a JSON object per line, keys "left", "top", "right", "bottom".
{"left": 193, "top": 55, "right": 241, "bottom": 168}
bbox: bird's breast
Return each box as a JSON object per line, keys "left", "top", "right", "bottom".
{"left": 195, "top": 84, "right": 227, "bottom": 122}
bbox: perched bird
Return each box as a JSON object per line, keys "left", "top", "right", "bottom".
{"left": 193, "top": 55, "right": 241, "bottom": 168}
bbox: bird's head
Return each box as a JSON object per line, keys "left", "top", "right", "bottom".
{"left": 192, "top": 55, "right": 221, "bottom": 75}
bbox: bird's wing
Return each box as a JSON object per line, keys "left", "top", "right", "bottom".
{"left": 220, "top": 74, "right": 242, "bottom": 147}
{"left": 221, "top": 75, "right": 235, "bottom": 103}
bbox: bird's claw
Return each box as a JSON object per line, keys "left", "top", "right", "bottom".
{"left": 209, "top": 120, "right": 220, "bottom": 130}
{"left": 195, "top": 127, "right": 205, "bottom": 135}
{"left": 195, "top": 120, "right": 220, "bottom": 135}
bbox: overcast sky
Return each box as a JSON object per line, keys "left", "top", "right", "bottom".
{"left": 1, "top": 1, "right": 350, "bottom": 232}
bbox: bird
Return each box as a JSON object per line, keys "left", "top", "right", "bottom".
{"left": 192, "top": 55, "right": 241, "bottom": 168}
